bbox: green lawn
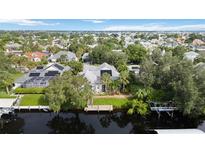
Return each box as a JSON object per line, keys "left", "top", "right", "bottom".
{"left": 93, "top": 97, "right": 129, "bottom": 109}
{"left": 20, "top": 94, "right": 48, "bottom": 106}
{"left": 12, "top": 72, "right": 24, "bottom": 80}
{"left": 0, "top": 92, "right": 16, "bottom": 98}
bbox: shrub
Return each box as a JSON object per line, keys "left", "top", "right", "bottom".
{"left": 150, "top": 89, "right": 166, "bottom": 101}
{"left": 14, "top": 87, "right": 45, "bottom": 94}
{"left": 126, "top": 99, "right": 148, "bottom": 116}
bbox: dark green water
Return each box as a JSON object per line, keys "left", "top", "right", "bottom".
{"left": 0, "top": 111, "right": 204, "bottom": 134}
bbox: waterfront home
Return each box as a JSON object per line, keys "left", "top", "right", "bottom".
{"left": 184, "top": 51, "right": 199, "bottom": 62}
{"left": 14, "top": 63, "right": 71, "bottom": 88}
{"left": 80, "top": 63, "right": 120, "bottom": 93}
{"left": 48, "top": 51, "right": 77, "bottom": 62}
{"left": 25, "top": 51, "right": 48, "bottom": 62}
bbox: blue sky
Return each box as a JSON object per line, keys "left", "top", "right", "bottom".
{"left": 1, "top": 19, "right": 205, "bottom": 31}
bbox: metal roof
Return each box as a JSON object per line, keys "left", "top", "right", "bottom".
{"left": 155, "top": 129, "right": 204, "bottom": 134}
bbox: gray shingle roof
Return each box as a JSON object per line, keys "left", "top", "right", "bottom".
{"left": 82, "top": 63, "right": 119, "bottom": 84}
{"left": 48, "top": 51, "right": 77, "bottom": 61}
{"left": 15, "top": 63, "right": 71, "bottom": 85}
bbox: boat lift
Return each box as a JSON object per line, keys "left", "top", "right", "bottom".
{"left": 149, "top": 101, "right": 178, "bottom": 118}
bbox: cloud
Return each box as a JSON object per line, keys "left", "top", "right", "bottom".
{"left": 103, "top": 24, "right": 205, "bottom": 31}
{"left": 82, "top": 19, "right": 105, "bottom": 24}
{"left": 0, "top": 19, "right": 60, "bottom": 26}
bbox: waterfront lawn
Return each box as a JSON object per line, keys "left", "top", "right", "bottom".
{"left": 20, "top": 94, "right": 48, "bottom": 106}
{"left": 93, "top": 97, "right": 129, "bottom": 109}
{"left": 0, "top": 91, "right": 16, "bottom": 98}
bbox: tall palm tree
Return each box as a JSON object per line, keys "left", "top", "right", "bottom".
{"left": 0, "top": 71, "right": 14, "bottom": 94}
{"left": 101, "top": 73, "right": 112, "bottom": 93}
{"left": 119, "top": 71, "right": 129, "bottom": 92}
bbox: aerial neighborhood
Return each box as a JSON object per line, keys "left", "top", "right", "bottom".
{"left": 1, "top": 31, "right": 205, "bottom": 117}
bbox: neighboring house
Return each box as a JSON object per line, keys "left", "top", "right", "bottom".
{"left": 5, "top": 49, "right": 23, "bottom": 56}
{"left": 82, "top": 53, "right": 90, "bottom": 63}
{"left": 184, "top": 51, "right": 199, "bottom": 62}
{"left": 127, "top": 65, "right": 140, "bottom": 76}
{"left": 195, "top": 46, "right": 205, "bottom": 53}
{"left": 80, "top": 63, "right": 120, "bottom": 93}
{"left": 192, "top": 39, "right": 205, "bottom": 46}
{"left": 194, "top": 62, "right": 205, "bottom": 72}
{"left": 112, "top": 49, "right": 122, "bottom": 52}
{"left": 52, "top": 39, "right": 61, "bottom": 45}
{"left": 25, "top": 51, "right": 48, "bottom": 62}
{"left": 5, "top": 42, "right": 22, "bottom": 51}
{"left": 14, "top": 63, "right": 71, "bottom": 88}
{"left": 88, "top": 44, "right": 98, "bottom": 49}
{"left": 48, "top": 51, "right": 77, "bottom": 62}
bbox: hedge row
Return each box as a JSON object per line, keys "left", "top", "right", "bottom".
{"left": 14, "top": 87, "right": 45, "bottom": 94}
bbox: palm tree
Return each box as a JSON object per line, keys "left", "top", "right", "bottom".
{"left": 135, "top": 88, "right": 151, "bottom": 102}
{"left": 110, "top": 80, "right": 120, "bottom": 94}
{"left": 0, "top": 71, "right": 14, "bottom": 94}
{"left": 58, "top": 54, "right": 67, "bottom": 63}
{"left": 119, "top": 71, "right": 129, "bottom": 93}
{"left": 101, "top": 73, "right": 112, "bottom": 93}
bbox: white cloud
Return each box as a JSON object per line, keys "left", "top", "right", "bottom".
{"left": 0, "top": 19, "right": 60, "bottom": 26}
{"left": 82, "top": 19, "right": 105, "bottom": 24}
{"left": 103, "top": 24, "right": 205, "bottom": 31}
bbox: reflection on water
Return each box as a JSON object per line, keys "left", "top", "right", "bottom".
{"left": 47, "top": 113, "right": 95, "bottom": 134}
{"left": 0, "top": 111, "right": 204, "bottom": 134}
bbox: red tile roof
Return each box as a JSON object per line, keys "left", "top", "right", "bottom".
{"left": 25, "top": 52, "right": 47, "bottom": 61}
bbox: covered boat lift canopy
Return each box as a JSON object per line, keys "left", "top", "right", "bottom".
{"left": 155, "top": 129, "right": 204, "bottom": 134}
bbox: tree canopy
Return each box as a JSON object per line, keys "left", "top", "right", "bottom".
{"left": 90, "top": 45, "right": 128, "bottom": 71}
{"left": 124, "top": 44, "right": 147, "bottom": 64}
{"left": 45, "top": 71, "right": 93, "bottom": 112}
{"left": 138, "top": 48, "right": 205, "bottom": 116}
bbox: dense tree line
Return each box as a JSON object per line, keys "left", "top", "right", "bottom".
{"left": 123, "top": 44, "right": 147, "bottom": 64}
{"left": 137, "top": 49, "right": 205, "bottom": 116}
{"left": 89, "top": 45, "right": 128, "bottom": 72}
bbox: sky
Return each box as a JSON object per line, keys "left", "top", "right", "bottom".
{"left": 1, "top": 19, "right": 205, "bottom": 31}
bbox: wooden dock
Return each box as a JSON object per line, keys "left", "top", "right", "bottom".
{"left": 84, "top": 105, "right": 113, "bottom": 112}
{"left": 12, "top": 106, "right": 50, "bottom": 111}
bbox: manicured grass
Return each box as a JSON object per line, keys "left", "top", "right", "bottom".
{"left": 0, "top": 92, "right": 16, "bottom": 98}
{"left": 93, "top": 97, "right": 129, "bottom": 109}
{"left": 20, "top": 94, "right": 48, "bottom": 106}
{"left": 12, "top": 72, "right": 24, "bottom": 80}
{"left": 14, "top": 87, "right": 45, "bottom": 94}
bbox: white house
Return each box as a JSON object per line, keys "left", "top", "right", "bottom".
{"left": 80, "top": 63, "right": 120, "bottom": 93}
{"left": 48, "top": 51, "right": 77, "bottom": 62}
{"left": 184, "top": 51, "right": 199, "bottom": 62}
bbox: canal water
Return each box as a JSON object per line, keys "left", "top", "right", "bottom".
{"left": 0, "top": 111, "right": 205, "bottom": 134}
